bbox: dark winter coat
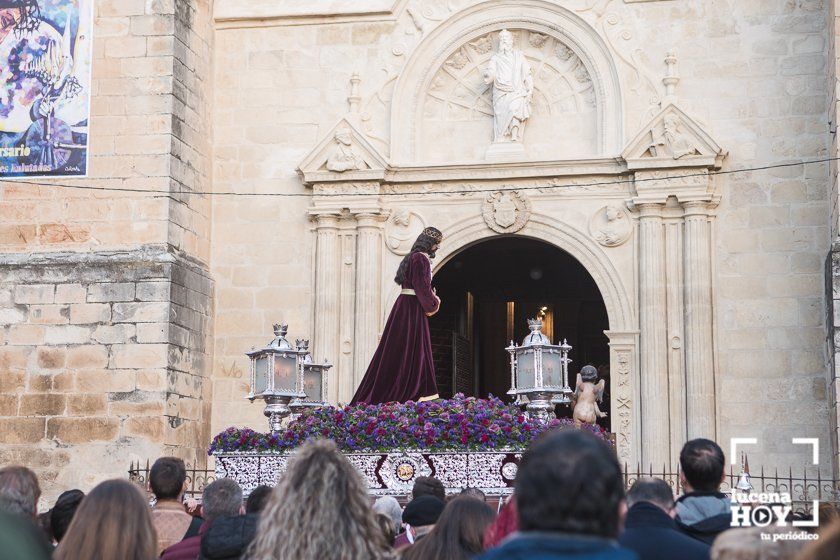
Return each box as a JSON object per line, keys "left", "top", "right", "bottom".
{"left": 199, "top": 514, "right": 259, "bottom": 560}
{"left": 619, "top": 502, "right": 710, "bottom": 560}
{"left": 674, "top": 492, "right": 733, "bottom": 545}
{"left": 477, "top": 532, "right": 638, "bottom": 560}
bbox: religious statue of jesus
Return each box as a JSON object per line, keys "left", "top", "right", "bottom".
{"left": 351, "top": 227, "right": 443, "bottom": 405}
{"left": 483, "top": 29, "right": 533, "bottom": 143}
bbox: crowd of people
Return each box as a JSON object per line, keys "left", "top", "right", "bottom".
{"left": 1, "top": 430, "right": 839, "bottom": 559}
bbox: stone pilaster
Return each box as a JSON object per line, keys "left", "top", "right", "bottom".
{"left": 682, "top": 201, "right": 716, "bottom": 440}
{"left": 606, "top": 330, "right": 640, "bottom": 467}
{"left": 664, "top": 208, "right": 687, "bottom": 459}
{"left": 338, "top": 225, "right": 357, "bottom": 403}
{"left": 312, "top": 214, "right": 342, "bottom": 403}
{"left": 353, "top": 213, "right": 384, "bottom": 394}
{"left": 637, "top": 203, "right": 670, "bottom": 467}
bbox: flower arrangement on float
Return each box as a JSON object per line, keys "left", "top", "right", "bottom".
{"left": 209, "top": 394, "right": 610, "bottom": 455}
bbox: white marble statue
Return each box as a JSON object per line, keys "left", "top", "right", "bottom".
{"left": 483, "top": 30, "right": 533, "bottom": 143}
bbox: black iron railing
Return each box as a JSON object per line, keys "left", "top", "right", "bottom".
{"left": 129, "top": 458, "right": 840, "bottom": 512}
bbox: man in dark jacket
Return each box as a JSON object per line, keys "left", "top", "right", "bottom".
{"left": 619, "top": 478, "right": 709, "bottom": 560}
{"left": 199, "top": 485, "right": 272, "bottom": 560}
{"left": 674, "top": 439, "right": 732, "bottom": 545}
{"left": 162, "top": 478, "right": 243, "bottom": 560}
{"left": 478, "top": 430, "right": 637, "bottom": 560}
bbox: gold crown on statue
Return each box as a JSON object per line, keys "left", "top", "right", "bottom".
{"left": 422, "top": 227, "right": 443, "bottom": 242}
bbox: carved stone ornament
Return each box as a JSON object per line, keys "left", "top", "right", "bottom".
{"left": 621, "top": 103, "right": 726, "bottom": 169}
{"left": 482, "top": 190, "right": 531, "bottom": 233}
{"left": 384, "top": 210, "right": 426, "bottom": 255}
{"left": 589, "top": 204, "right": 632, "bottom": 247}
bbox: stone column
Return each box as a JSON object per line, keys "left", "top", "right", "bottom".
{"left": 313, "top": 214, "right": 341, "bottom": 403}
{"left": 683, "top": 201, "right": 716, "bottom": 440}
{"left": 664, "top": 209, "right": 687, "bottom": 460}
{"left": 354, "top": 213, "right": 383, "bottom": 392}
{"left": 637, "top": 203, "right": 670, "bottom": 467}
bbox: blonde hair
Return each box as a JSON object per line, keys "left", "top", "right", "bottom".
{"left": 712, "top": 527, "right": 806, "bottom": 560}
{"left": 246, "top": 439, "right": 393, "bottom": 560}
{"left": 54, "top": 479, "right": 156, "bottom": 560}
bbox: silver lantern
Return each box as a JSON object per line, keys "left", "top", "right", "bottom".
{"left": 246, "top": 323, "right": 307, "bottom": 432}
{"left": 506, "top": 318, "right": 573, "bottom": 422}
{"left": 290, "top": 339, "right": 332, "bottom": 417}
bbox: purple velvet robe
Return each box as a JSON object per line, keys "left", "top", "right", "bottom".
{"left": 351, "top": 252, "right": 440, "bottom": 405}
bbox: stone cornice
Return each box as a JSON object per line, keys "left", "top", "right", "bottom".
{"left": 300, "top": 157, "right": 628, "bottom": 187}
{"left": 214, "top": 0, "right": 405, "bottom": 28}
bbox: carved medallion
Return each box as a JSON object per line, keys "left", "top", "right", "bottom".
{"left": 589, "top": 204, "right": 632, "bottom": 247}
{"left": 482, "top": 190, "right": 531, "bottom": 233}
{"left": 384, "top": 210, "right": 426, "bottom": 255}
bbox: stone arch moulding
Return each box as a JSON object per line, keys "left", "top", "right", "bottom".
{"left": 390, "top": 0, "right": 623, "bottom": 165}
{"left": 381, "top": 213, "right": 634, "bottom": 333}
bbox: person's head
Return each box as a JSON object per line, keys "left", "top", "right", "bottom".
{"left": 711, "top": 526, "right": 806, "bottom": 560}
{"left": 412, "top": 476, "right": 446, "bottom": 502}
{"left": 402, "top": 495, "right": 445, "bottom": 529}
{"left": 580, "top": 364, "right": 598, "bottom": 383}
{"left": 0, "top": 466, "right": 40, "bottom": 518}
{"left": 202, "top": 479, "right": 243, "bottom": 523}
{"left": 679, "top": 438, "right": 726, "bottom": 493}
{"left": 50, "top": 489, "right": 85, "bottom": 543}
{"left": 53, "top": 479, "right": 156, "bottom": 560}
{"left": 374, "top": 512, "right": 396, "bottom": 545}
{"left": 149, "top": 457, "right": 187, "bottom": 501}
{"left": 402, "top": 496, "right": 496, "bottom": 560}
{"left": 483, "top": 497, "right": 518, "bottom": 549}
{"left": 515, "top": 429, "right": 625, "bottom": 538}
{"left": 394, "top": 228, "right": 443, "bottom": 285}
{"left": 373, "top": 496, "right": 402, "bottom": 536}
{"left": 799, "top": 519, "right": 840, "bottom": 560}
{"left": 459, "top": 487, "right": 486, "bottom": 502}
{"left": 626, "top": 478, "right": 675, "bottom": 517}
{"left": 245, "top": 485, "right": 272, "bottom": 514}
{"left": 247, "top": 439, "right": 391, "bottom": 559}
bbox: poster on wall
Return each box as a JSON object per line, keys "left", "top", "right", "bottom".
{"left": 0, "top": 0, "right": 93, "bottom": 178}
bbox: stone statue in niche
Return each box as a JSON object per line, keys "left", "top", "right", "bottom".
{"left": 325, "top": 129, "right": 366, "bottom": 172}
{"left": 648, "top": 113, "right": 699, "bottom": 159}
{"left": 590, "top": 204, "right": 632, "bottom": 247}
{"left": 483, "top": 29, "right": 533, "bottom": 143}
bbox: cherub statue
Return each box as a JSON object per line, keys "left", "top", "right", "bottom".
{"left": 572, "top": 364, "right": 607, "bottom": 425}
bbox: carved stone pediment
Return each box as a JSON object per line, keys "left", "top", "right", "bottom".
{"left": 297, "top": 118, "right": 388, "bottom": 185}
{"left": 622, "top": 104, "right": 725, "bottom": 170}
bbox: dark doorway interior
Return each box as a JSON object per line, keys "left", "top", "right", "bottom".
{"left": 429, "top": 236, "right": 610, "bottom": 427}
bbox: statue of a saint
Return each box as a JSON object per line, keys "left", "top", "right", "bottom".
{"left": 649, "top": 114, "right": 698, "bottom": 159}
{"left": 572, "top": 365, "right": 607, "bottom": 425}
{"left": 483, "top": 29, "right": 533, "bottom": 143}
{"left": 326, "top": 129, "right": 365, "bottom": 172}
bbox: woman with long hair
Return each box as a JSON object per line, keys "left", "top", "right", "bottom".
{"left": 401, "top": 496, "right": 496, "bottom": 560}
{"left": 53, "top": 479, "right": 156, "bottom": 560}
{"left": 246, "top": 439, "right": 393, "bottom": 560}
{"left": 351, "top": 227, "right": 443, "bottom": 404}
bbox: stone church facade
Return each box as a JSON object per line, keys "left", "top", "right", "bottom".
{"left": 1, "top": 0, "right": 839, "bottom": 500}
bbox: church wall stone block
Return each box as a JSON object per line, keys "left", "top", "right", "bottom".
{"left": 0, "top": 246, "right": 213, "bottom": 504}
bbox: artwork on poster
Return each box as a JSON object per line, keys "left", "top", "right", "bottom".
{"left": 0, "top": 0, "right": 93, "bottom": 178}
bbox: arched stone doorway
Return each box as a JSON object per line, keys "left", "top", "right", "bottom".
{"left": 429, "top": 236, "right": 611, "bottom": 431}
